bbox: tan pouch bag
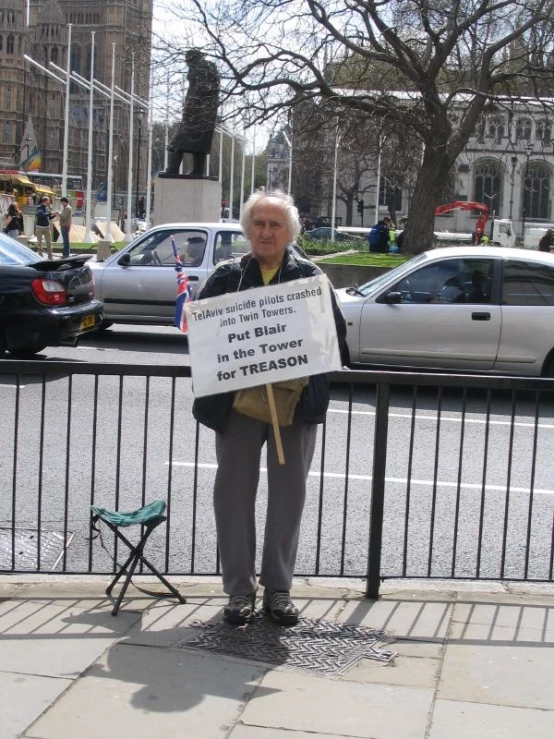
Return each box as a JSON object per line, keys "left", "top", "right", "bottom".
{"left": 233, "top": 378, "right": 308, "bottom": 427}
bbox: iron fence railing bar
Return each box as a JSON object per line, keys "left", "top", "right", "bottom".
{"left": 88, "top": 375, "right": 100, "bottom": 572}
{"left": 550, "top": 512, "right": 554, "bottom": 582}
{"left": 366, "top": 382, "right": 390, "bottom": 599}
{"left": 476, "top": 389, "right": 492, "bottom": 578}
{"left": 113, "top": 375, "right": 124, "bottom": 569}
{"left": 191, "top": 419, "right": 201, "bottom": 574}
{"left": 165, "top": 377, "right": 177, "bottom": 573}
{"left": 500, "top": 389, "right": 518, "bottom": 579}
{"left": 402, "top": 386, "right": 418, "bottom": 577}
{"left": 524, "top": 391, "right": 540, "bottom": 580}
{"left": 427, "top": 386, "right": 443, "bottom": 577}
{"left": 62, "top": 375, "right": 73, "bottom": 572}
{"left": 10, "top": 374, "right": 20, "bottom": 571}
{"left": 37, "top": 375, "right": 46, "bottom": 572}
{"left": 314, "top": 419, "right": 327, "bottom": 575}
{"left": 339, "top": 382, "right": 354, "bottom": 576}
{"left": 452, "top": 386, "right": 468, "bottom": 578}
{"left": 139, "top": 376, "right": 151, "bottom": 574}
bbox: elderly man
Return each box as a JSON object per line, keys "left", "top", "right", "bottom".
{"left": 192, "top": 190, "right": 346, "bottom": 626}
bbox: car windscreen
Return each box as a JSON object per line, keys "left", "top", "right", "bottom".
{"left": 0, "top": 235, "right": 40, "bottom": 266}
{"left": 356, "top": 253, "right": 428, "bottom": 296}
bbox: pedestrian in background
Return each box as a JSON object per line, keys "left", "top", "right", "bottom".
{"left": 539, "top": 229, "right": 554, "bottom": 252}
{"left": 368, "top": 216, "right": 392, "bottom": 253}
{"left": 58, "top": 197, "right": 72, "bottom": 258}
{"left": 2, "top": 203, "right": 24, "bottom": 239}
{"left": 192, "top": 189, "right": 346, "bottom": 627}
{"left": 35, "top": 196, "right": 57, "bottom": 259}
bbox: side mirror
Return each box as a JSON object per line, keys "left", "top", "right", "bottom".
{"left": 384, "top": 291, "right": 402, "bottom": 304}
{"left": 118, "top": 253, "right": 130, "bottom": 266}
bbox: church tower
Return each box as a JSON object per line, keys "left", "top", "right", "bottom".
{"left": 0, "top": 0, "right": 27, "bottom": 167}
{"left": 28, "top": 0, "right": 68, "bottom": 173}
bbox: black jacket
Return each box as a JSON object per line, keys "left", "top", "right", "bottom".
{"left": 192, "top": 249, "right": 347, "bottom": 433}
{"left": 35, "top": 203, "right": 54, "bottom": 228}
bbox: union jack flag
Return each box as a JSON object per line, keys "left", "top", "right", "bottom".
{"left": 171, "top": 236, "right": 192, "bottom": 333}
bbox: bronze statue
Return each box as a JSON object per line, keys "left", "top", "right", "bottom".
{"left": 164, "top": 50, "right": 220, "bottom": 177}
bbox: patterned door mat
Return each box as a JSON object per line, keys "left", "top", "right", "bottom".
{"left": 177, "top": 614, "right": 396, "bottom": 676}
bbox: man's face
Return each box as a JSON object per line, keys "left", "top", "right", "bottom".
{"left": 247, "top": 198, "right": 291, "bottom": 268}
{"left": 42, "top": 198, "right": 50, "bottom": 206}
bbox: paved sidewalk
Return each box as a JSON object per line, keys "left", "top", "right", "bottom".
{"left": 1, "top": 578, "right": 553, "bottom": 739}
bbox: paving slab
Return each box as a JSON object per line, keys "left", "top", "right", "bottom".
{"left": 230, "top": 728, "right": 358, "bottom": 739}
{"left": 0, "top": 599, "right": 140, "bottom": 678}
{"left": 124, "top": 601, "right": 221, "bottom": 648}
{"left": 240, "top": 669, "right": 434, "bottom": 739}
{"left": 440, "top": 644, "right": 554, "bottom": 710}
{"left": 448, "top": 620, "right": 554, "bottom": 644}
{"left": 339, "top": 597, "right": 452, "bottom": 640}
{"left": 452, "top": 601, "right": 554, "bottom": 629}
{"left": 0, "top": 671, "right": 71, "bottom": 739}
{"left": 343, "top": 654, "right": 440, "bottom": 689}
{"left": 27, "top": 643, "right": 266, "bottom": 739}
{"left": 429, "top": 699, "right": 554, "bottom": 739}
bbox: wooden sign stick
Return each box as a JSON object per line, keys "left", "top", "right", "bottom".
{"left": 265, "top": 383, "right": 285, "bottom": 465}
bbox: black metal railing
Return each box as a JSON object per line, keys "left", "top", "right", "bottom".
{"left": 1, "top": 359, "right": 553, "bottom": 598}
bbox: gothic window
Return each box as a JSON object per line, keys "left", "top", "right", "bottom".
{"left": 51, "top": 46, "right": 58, "bottom": 64}
{"left": 2, "top": 121, "right": 11, "bottom": 144}
{"left": 71, "top": 44, "right": 81, "bottom": 74}
{"left": 536, "top": 120, "right": 552, "bottom": 144}
{"left": 516, "top": 117, "right": 532, "bottom": 141}
{"left": 6, "top": 87, "right": 11, "bottom": 110}
{"left": 6, "top": 34, "right": 14, "bottom": 54}
{"left": 0, "top": 36, "right": 3, "bottom": 52}
{"left": 474, "top": 159, "right": 503, "bottom": 215}
{"left": 488, "top": 116, "right": 506, "bottom": 143}
{"left": 524, "top": 163, "right": 551, "bottom": 221}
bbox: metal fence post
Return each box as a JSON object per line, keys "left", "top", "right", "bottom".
{"left": 366, "top": 381, "right": 390, "bottom": 599}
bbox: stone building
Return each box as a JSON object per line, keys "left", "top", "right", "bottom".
{"left": 0, "top": 0, "right": 153, "bottom": 199}
{"left": 283, "top": 97, "right": 554, "bottom": 239}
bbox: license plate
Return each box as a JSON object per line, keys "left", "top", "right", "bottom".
{"left": 80, "top": 315, "right": 96, "bottom": 330}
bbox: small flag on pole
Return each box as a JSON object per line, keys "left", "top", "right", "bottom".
{"left": 171, "top": 236, "right": 192, "bottom": 333}
{"left": 20, "top": 147, "right": 42, "bottom": 172}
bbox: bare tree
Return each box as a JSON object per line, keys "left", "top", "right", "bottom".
{"left": 158, "top": 0, "right": 554, "bottom": 253}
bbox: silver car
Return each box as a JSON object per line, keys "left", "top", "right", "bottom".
{"left": 338, "top": 246, "right": 554, "bottom": 377}
{"left": 90, "top": 223, "right": 247, "bottom": 326}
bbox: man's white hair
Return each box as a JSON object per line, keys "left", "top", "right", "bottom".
{"left": 241, "top": 188, "right": 301, "bottom": 243}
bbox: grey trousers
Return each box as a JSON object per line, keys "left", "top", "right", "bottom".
{"left": 214, "top": 410, "right": 318, "bottom": 596}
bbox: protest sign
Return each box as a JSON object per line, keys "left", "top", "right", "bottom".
{"left": 186, "top": 274, "right": 342, "bottom": 398}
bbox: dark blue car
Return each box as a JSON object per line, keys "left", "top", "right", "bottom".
{"left": 0, "top": 234, "right": 103, "bottom": 358}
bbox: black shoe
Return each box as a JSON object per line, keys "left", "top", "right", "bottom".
{"left": 263, "top": 590, "right": 299, "bottom": 626}
{"left": 223, "top": 593, "right": 256, "bottom": 625}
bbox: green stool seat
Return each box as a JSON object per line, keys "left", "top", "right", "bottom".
{"left": 91, "top": 500, "right": 166, "bottom": 527}
{"left": 91, "top": 500, "right": 186, "bottom": 616}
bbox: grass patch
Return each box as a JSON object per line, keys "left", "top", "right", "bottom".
{"left": 319, "top": 252, "right": 411, "bottom": 266}
{"left": 298, "top": 236, "right": 366, "bottom": 255}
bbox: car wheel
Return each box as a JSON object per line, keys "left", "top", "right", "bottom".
{"left": 0, "top": 331, "right": 6, "bottom": 359}
{"left": 97, "top": 321, "right": 113, "bottom": 331}
{"left": 542, "top": 354, "right": 554, "bottom": 378}
{"left": 9, "top": 346, "right": 47, "bottom": 359}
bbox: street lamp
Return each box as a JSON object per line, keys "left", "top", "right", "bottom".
{"left": 135, "top": 108, "right": 144, "bottom": 218}
{"left": 509, "top": 155, "right": 517, "bottom": 219}
{"left": 521, "top": 145, "right": 533, "bottom": 239}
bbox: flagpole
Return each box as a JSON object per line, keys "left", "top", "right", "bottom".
{"left": 239, "top": 134, "right": 246, "bottom": 219}
{"left": 83, "top": 31, "right": 96, "bottom": 244}
{"left": 229, "top": 135, "right": 235, "bottom": 220}
{"left": 145, "top": 64, "right": 154, "bottom": 228}
{"left": 104, "top": 43, "right": 116, "bottom": 244}
{"left": 251, "top": 127, "right": 256, "bottom": 195}
{"left": 124, "top": 52, "right": 135, "bottom": 242}
{"left": 61, "top": 23, "right": 71, "bottom": 197}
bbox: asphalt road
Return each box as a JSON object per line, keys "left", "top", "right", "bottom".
{"left": 1, "top": 325, "right": 553, "bottom": 586}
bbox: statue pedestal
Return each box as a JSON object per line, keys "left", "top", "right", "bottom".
{"left": 153, "top": 176, "right": 222, "bottom": 225}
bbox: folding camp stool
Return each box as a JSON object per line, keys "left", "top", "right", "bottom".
{"left": 91, "top": 500, "right": 186, "bottom": 616}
